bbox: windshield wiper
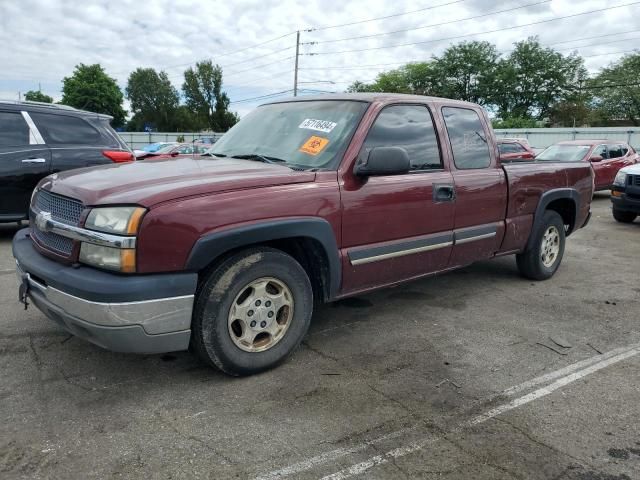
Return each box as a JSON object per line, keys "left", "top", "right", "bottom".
{"left": 202, "top": 152, "right": 227, "bottom": 157}
{"left": 231, "top": 153, "right": 288, "bottom": 164}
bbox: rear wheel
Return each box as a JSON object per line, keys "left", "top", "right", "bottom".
{"left": 191, "top": 247, "right": 313, "bottom": 376}
{"left": 516, "top": 210, "right": 566, "bottom": 280}
{"left": 612, "top": 209, "right": 637, "bottom": 223}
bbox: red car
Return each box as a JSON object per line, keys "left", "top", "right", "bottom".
{"left": 537, "top": 140, "right": 638, "bottom": 191}
{"left": 497, "top": 138, "right": 536, "bottom": 161}
{"left": 13, "top": 93, "right": 594, "bottom": 376}
{"left": 136, "top": 143, "right": 208, "bottom": 160}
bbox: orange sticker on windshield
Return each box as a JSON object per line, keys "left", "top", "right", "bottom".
{"left": 299, "top": 136, "right": 329, "bottom": 156}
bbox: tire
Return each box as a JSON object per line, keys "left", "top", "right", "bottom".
{"left": 516, "top": 210, "right": 566, "bottom": 281}
{"left": 612, "top": 209, "right": 637, "bottom": 223}
{"left": 191, "top": 247, "right": 313, "bottom": 376}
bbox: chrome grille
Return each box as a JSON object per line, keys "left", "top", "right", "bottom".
{"left": 34, "top": 190, "right": 83, "bottom": 225}
{"left": 31, "top": 190, "right": 84, "bottom": 257}
{"left": 631, "top": 175, "right": 640, "bottom": 187}
{"left": 31, "top": 228, "right": 74, "bottom": 255}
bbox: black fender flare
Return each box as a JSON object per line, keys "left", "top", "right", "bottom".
{"left": 185, "top": 218, "right": 341, "bottom": 299}
{"left": 526, "top": 188, "right": 580, "bottom": 251}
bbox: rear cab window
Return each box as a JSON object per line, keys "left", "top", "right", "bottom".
{"left": 0, "top": 111, "right": 30, "bottom": 146}
{"left": 29, "top": 112, "right": 103, "bottom": 145}
{"left": 361, "top": 104, "right": 442, "bottom": 171}
{"left": 442, "top": 107, "right": 491, "bottom": 169}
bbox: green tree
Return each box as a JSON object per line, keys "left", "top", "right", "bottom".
{"left": 126, "top": 68, "right": 180, "bottom": 131}
{"left": 435, "top": 41, "right": 499, "bottom": 105}
{"left": 182, "top": 60, "right": 238, "bottom": 131}
{"left": 24, "top": 90, "right": 53, "bottom": 103}
{"left": 493, "top": 37, "right": 585, "bottom": 121}
{"left": 61, "top": 64, "right": 126, "bottom": 127}
{"left": 347, "top": 62, "right": 442, "bottom": 96}
{"left": 590, "top": 53, "right": 640, "bottom": 126}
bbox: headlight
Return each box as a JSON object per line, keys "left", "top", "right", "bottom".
{"left": 79, "top": 244, "right": 136, "bottom": 273}
{"left": 613, "top": 171, "right": 628, "bottom": 187}
{"left": 85, "top": 206, "right": 145, "bottom": 235}
{"left": 81, "top": 206, "right": 145, "bottom": 272}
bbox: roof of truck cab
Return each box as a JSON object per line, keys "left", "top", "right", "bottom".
{"left": 263, "top": 93, "right": 481, "bottom": 107}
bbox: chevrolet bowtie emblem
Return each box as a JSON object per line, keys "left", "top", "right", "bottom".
{"left": 35, "top": 211, "right": 52, "bottom": 231}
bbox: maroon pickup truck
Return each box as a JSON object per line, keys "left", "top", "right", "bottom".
{"left": 13, "top": 93, "right": 594, "bottom": 376}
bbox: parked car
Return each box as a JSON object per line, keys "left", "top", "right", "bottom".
{"left": 610, "top": 163, "right": 640, "bottom": 223}
{"left": 497, "top": 138, "right": 536, "bottom": 161}
{"left": 194, "top": 136, "right": 218, "bottom": 144}
{"left": 143, "top": 142, "right": 177, "bottom": 152}
{"left": 13, "top": 93, "right": 594, "bottom": 376}
{"left": 0, "top": 100, "right": 133, "bottom": 222}
{"left": 536, "top": 140, "right": 638, "bottom": 191}
{"left": 135, "top": 142, "right": 208, "bottom": 160}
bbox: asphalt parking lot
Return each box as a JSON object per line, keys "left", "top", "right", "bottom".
{"left": 1, "top": 192, "right": 639, "bottom": 480}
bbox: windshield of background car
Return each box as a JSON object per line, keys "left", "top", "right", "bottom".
{"left": 209, "top": 100, "right": 369, "bottom": 169}
{"left": 536, "top": 144, "right": 591, "bottom": 162}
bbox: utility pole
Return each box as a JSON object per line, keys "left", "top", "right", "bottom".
{"left": 293, "top": 31, "right": 300, "bottom": 97}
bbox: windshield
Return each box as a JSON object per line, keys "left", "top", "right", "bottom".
{"left": 209, "top": 100, "right": 369, "bottom": 169}
{"left": 536, "top": 144, "right": 591, "bottom": 162}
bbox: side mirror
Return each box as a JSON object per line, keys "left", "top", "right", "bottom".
{"left": 354, "top": 147, "right": 410, "bottom": 177}
{"left": 590, "top": 155, "right": 603, "bottom": 162}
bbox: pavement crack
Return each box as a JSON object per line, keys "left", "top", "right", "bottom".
{"left": 301, "top": 340, "right": 340, "bottom": 363}
{"left": 493, "top": 417, "right": 593, "bottom": 468}
{"left": 442, "top": 435, "right": 525, "bottom": 480}
{"left": 153, "top": 412, "right": 236, "bottom": 466}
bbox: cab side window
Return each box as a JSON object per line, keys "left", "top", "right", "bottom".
{"left": 442, "top": 107, "right": 491, "bottom": 169}
{"left": 0, "top": 112, "right": 30, "bottom": 146}
{"left": 362, "top": 105, "right": 442, "bottom": 171}
{"left": 608, "top": 144, "right": 623, "bottom": 158}
{"left": 592, "top": 145, "right": 608, "bottom": 159}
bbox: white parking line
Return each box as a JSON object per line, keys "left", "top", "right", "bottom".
{"left": 256, "top": 342, "right": 640, "bottom": 480}
{"left": 321, "top": 345, "right": 640, "bottom": 480}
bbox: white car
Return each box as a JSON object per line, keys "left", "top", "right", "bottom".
{"left": 611, "top": 163, "right": 640, "bottom": 223}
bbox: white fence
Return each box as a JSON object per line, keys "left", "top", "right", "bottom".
{"left": 494, "top": 127, "right": 640, "bottom": 150}
{"left": 120, "top": 127, "right": 640, "bottom": 151}
{"left": 119, "top": 132, "right": 225, "bottom": 150}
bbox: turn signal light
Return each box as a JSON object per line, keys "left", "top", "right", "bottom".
{"left": 102, "top": 150, "right": 135, "bottom": 163}
{"left": 611, "top": 190, "right": 622, "bottom": 197}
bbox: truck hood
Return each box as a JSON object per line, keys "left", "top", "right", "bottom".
{"left": 39, "top": 157, "right": 317, "bottom": 207}
{"left": 620, "top": 163, "right": 640, "bottom": 175}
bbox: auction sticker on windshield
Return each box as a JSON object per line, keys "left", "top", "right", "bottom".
{"left": 299, "top": 136, "right": 329, "bottom": 156}
{"left": 299, "top": 119, "right": 337, "bottom": 133}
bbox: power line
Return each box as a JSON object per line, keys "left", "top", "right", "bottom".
{"left": 229, "top": 89, "right": 293, "bottom": 105}
{"left": 582, "top": 49, "right": 638, "bottom": 59}
{"left": 304, "top": 1, "right": 640, "bottom": 56}
{"left": 225, "top": 56, "right": 295, "bottom": 77}
{"left": 225, "top": 70, "right": 293, "bottom": 91}
{"left": 304, "top": 0, "right": 469, "bottom": 32}
{"left": 545, "top": 29, "right": 640, "bottom": 46}
{"left": 304, "top": 0, "right": 551, "bottom": 45}
{"left": 555, "top": 37, "right": 640, "bottom": 52}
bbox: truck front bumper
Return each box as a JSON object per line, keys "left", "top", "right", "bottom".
{"left": 12, "top": 229, "right": 198, "bottom": 354}
{"left": 611, "top": 192, "right": 640, "bottom": 214}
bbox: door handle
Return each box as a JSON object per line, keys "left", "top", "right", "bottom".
{"left": 433, "top": 184, "right": 456, "bottom": 202}
{"left": 21, "top": 158, "right": 46, "bottom": 163}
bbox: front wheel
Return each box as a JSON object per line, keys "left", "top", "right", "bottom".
{"left": 516, "top": 210, "right": 566, "bottom": 281}
{"left": 191, "top": 247, "right": 313, "bottom": 376}
{"left": 613, "top": 209, "right": 637, "bottom": 223}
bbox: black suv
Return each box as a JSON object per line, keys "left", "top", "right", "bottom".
{"left": 0, "top": 101, "right": 132, "bottom": 223}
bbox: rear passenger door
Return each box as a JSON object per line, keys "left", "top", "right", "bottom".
{"left": 590, "top": 144, "right": 610, "bottom": 189}
{"left": 441, "top": 106, "right": 507, "bottom": 267}
{"left": 28, "top": 112, "right": 111, "bottom": 172}
{"left": 0, "top": 110, "right": 51, "bottom": 220}
{"left": 340, "top": 104, "right": 455, "bottom": 293}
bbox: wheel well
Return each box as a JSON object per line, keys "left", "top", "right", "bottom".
{"left": 546, "top": 198, "right": 577, "bottom": 234}
{"left": 197, "top": 237, "right": 331, "bottom": 304}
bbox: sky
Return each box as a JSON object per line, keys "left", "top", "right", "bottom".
{"left": 0, "top": 0, "right": 638, "bottom": 118}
